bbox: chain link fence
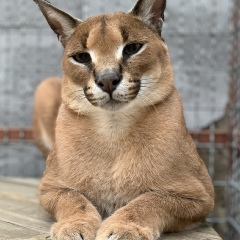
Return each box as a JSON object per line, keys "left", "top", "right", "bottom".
{"left": 228, "top": 0, "right": 240, "bottom": 239}
{"left": 0, "top": 0, "right": 237, "bottom": 239}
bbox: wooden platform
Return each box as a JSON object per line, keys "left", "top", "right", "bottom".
{"left": 0, "top": 178, "right": 222, "bottom": 240}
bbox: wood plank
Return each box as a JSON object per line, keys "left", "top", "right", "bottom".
{"left": 161, "top": 223, "right": 221, "bottom": 239}
{"left": 0, "top": 178, "right": 52, "bottom": 239}
{"left": 0, "top": 220, "right": 47, "bottom": 240}
{"left": 0, "top": 179, "right": 222, "bottom": 240}
{"left": 0, "top": 209, "right": 51, "bottom": 234}
{"left": 0, "top": 180, "right": 39, "bottom": 200}
{"left": 0, "top": 178, "right": 40, "bottom": 187}
{"left": 22, "top": 234, "right": 51, "bottom": 240}
{"left": 0, "top": 193, "right": 52, "bottom": 222}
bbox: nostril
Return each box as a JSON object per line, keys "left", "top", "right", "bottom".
{"left": 96, "top": 71, "right": 122, "bottom": 94}
{"left": 112, "top": 79, "right": 120, "bottom": 86}
{"left": 98, "top": 82, "right": 104, "bottom": 88}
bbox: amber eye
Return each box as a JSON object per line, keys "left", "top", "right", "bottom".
{"left": 73, "top": 52, "right": 91, "bottom": 64}
{"left": 123, "top": 43, "right": 143, "bottom": 56}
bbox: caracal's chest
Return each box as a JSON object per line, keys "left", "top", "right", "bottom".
{"left": 66, "top": 148, "right": 153, "bottom": 216}
{"left": 61, "top": 130, "right": 163, "bottom": 217}
{"left": 58, "top": 109, "right": 167, "bottom": 216}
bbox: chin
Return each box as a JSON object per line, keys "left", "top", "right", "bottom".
{"left": 99, "top": 99, "right": 128, "bottom": 111}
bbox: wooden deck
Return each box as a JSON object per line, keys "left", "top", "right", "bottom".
{"left": 0, "top": 178, "right": 222, "bottom": 240}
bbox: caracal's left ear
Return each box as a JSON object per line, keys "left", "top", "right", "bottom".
{"left": 129, "top": 0, "right": 166, "bottom": 36}
{"left": 33, "top": 0, "right": 82, "bottom": 47}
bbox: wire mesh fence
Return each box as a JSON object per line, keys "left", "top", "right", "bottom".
{"left": 0, "top": 0, "right": 237, "bottom": 239}
{"left": 228, "top": 0, "right": 240, "bottom": 238}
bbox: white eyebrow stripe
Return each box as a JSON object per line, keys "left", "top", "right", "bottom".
{"left": 116, "top": 44, "right": 125, "bottom": 60}
{"left": 89, "top": 50, "right": 97, "bottom": 63}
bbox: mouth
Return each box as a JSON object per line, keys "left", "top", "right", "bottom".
{"left": 84, "top": 81, "right": 140, "bottom": 111}
{"left": 100, "top": 98, "right": 128, "bottom": 111}
{"left": 84, "top": 91, "right": 128, "bottom": 110}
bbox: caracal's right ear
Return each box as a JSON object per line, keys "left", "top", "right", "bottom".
{"left": 33, "top": 0, "right": 82, "bottom": 47}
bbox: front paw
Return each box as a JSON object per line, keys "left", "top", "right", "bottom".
{"left": 96, "top": 220, "right": 156, "bottom": 240}
{"left": 51, "top": 218, "right": 98, "bottom": 240}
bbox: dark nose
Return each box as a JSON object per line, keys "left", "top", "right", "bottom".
{"left": 96, "top": 71, "right": 122, "bottom": 94}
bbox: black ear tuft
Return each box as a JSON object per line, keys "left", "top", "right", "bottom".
{"left": 33, "top": 0, "right": 51, "bottom": 4}
{"left": 129, "top": 0, "right": 167, "bottom": 36}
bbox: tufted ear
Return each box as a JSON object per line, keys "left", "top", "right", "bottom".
{"left": 129, "top": 0, "right": 166, "bottom": 35}
{"left": 33, "top": 0, "right": 82, "bottom": 47}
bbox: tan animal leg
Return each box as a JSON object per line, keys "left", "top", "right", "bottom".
{"left": 96, "top": 192, "right": 212, "bottom": 240}
{"left": 39, "top": 181, "right": 101, "bottom": 240}
{"left": 39, "top": 149, "right": 102, "bottom": 240}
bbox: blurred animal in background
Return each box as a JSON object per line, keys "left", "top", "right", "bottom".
{"left": 33, "top": 77, "right": 61, "bottom": 159}
{"left": 33, "top": 0, "right": 215, "bottom": 239}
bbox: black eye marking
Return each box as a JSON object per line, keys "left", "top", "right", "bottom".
{"left": 72, "top": 52, "right": 91, "bottom": 64}
{"left": 123, "top": 43, "right": 143, "bottom": 57}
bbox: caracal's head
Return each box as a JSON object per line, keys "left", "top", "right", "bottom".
{"left": 35, "top": 0, "right": 174, "bottom": 114}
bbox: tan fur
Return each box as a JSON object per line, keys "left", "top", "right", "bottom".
{"left": 34, "top": 0, "right": 214, "bottom": 239}
{"left": 33, "top": 77, "right": 61, "bottom": 158}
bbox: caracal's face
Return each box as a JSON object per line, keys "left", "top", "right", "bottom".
{"left": 62, "top": 13, "right": 172, "bottom": 113}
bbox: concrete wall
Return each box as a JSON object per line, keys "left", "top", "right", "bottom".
{"left": 0, "top": 0, "right": 232, "bottom": 176}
